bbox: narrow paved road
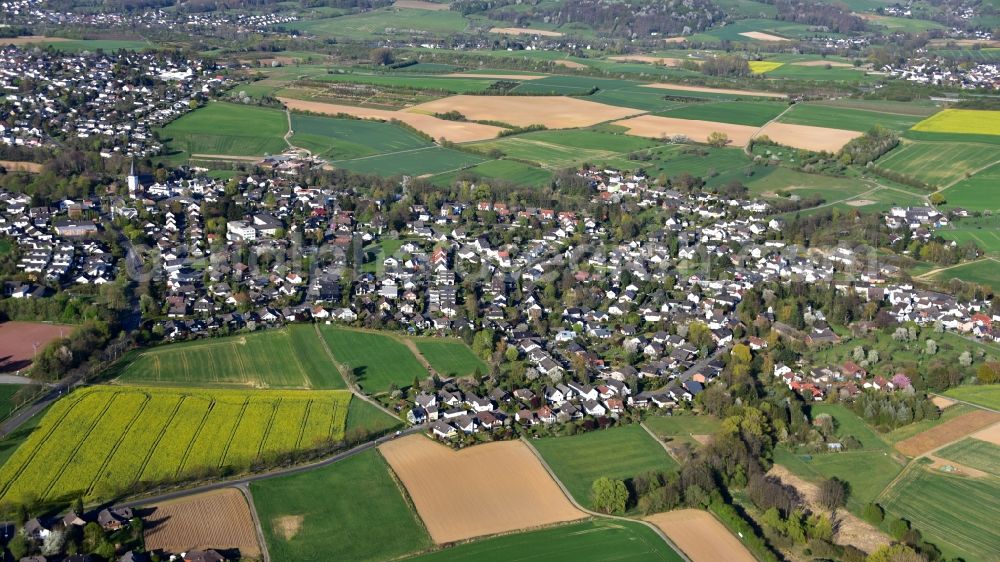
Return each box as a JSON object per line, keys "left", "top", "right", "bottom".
{"left": 235, "top": 483, "right": 270, "bottom": 562}
{"left": 0, "top": 376, "right": 80, "bottom": 438}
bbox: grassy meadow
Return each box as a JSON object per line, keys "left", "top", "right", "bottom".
{"left": 778, "top": 103, "right": 924, "bottom": 132}
{"left": 944, "top": 385, "right": 1000, "bottom": 410}
{"left": 939, "top": 163, "right": 1000, "bottom": 212}
{"left": 413, "top": 338, "right": 488, "bottom": 377}
{"left": 319, "top": 326, "right": 428, "bottom": 393}
{"left": 936, "top": 438, "right": 1000, "bottom": 474}
{"left": 875, "top": 140, "right": 999, "bottom": 187}
{"left": 290, "top": 113, "right": 431, "bottom": 160}
{"left": 160, "top": 101, "right": 288, "bottom": 159}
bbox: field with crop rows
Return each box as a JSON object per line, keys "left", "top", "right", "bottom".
{"left": 319, "top": 326, "right": 428, "bottom": 393}
{"left": 658, "top": 100, "right": 786, "bottom": 126}
{"left": 159, "top": 101, "right": 288, "bottom": 159}
{"left": 413, "top": 338, "right": 487, "bottom": 377}
{"left": 940, "top": 163, "right": 1000, "bottom": 212}
{"left": 0, "top": 386, "right": 351, "bottom": 503}
{"left": 936, "top": 438, "right": 1000, "bottom": 474}
{"left": 118, "top": 326, "right": 344, "bottom": 389}
{"left": 290, "top": 113, "right": 431, "bottom": 160}
{"left": 875, "top": 141, "right": 999, "bottom": 186}
{"left": 778, "top": 103, "right": 924, "bottom": 132}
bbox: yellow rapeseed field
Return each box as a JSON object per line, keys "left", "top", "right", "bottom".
{"left": 749, "top": 61, "right": 784, "bottom": 74}
{"left": 911, "top": 109, "right": 1000, "bottom": 136}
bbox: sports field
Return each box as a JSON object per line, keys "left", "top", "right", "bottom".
{"left": 881, "top": 467, "right": 1000, "bottom": 561}
{"left": 911, "top": 109, "right": 1000, "bottom": 137}
{"left": 253, "top": 448, "right": 432, "bottom": 562}
{"left": 778, "top": 103, "right": 924, "bottom": 132}
{"left": 875, "top": 140, "right": 1000, "bottom": 186}
{"left": 160, "top": 102, "right": 288, "bottom": 158}
{"left": 413, "top": 338, "right": 487, "bottom": 377}
{"left": 532, "top": 425, "right": 678, "bottom": 509}
{"left": 944, "top": 385, "right": 1000, "bottom": 410}
{"left": 939, "top": 163, "right": 1000, "bottom": 212}
{"left": 0, "top": 385, "right": 352, "bottom": 503}
{"left": 319, "top": 326, "right": 428, "bottom": 393}
{"left": 290, "top": 113, "right": 431, "bottom": 160}
{"left": 410, "top": 519, "right": 684, "bottom": 561}
{"left": 118, "top": 326, "right": 345, "bottom": 389}
{"left": 936, "top": 437, "right": 1000, "bottom": 474}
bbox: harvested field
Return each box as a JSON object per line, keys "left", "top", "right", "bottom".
{"left": 379, "top": 435, "right": 585, "bottom": 543}
{"left": 642, "top": 82, "right": 787, "bottom": 99}
{"left": 768, "top": 465, "right": 891, "bottom": 553}
{"left": 444, "top": 73, "right": 545, "bottom": 80}
{"left": 615, "top": 114, "right": 758, "bottom": 145}
{"left": 144, "top": 488, "right": 261, "bottom": 557}
{"left": 608, "top": 55, "right": 686, "bottom": 66}
{"left": 972, "top": 422, "right": 1000, "bottom": 446}
{"left": 278, "top": 98, "right": 503, "bottom": 143}
{"left": 0, "top": 321, "right": 72, "bottom": 373}
{"left": 647, "top": 509, "right": 755, "bottom": 562}
{"left": 739, "top": 31, "right": 790, "bottom": 41}
{"left": 932, "top": 395, "right": 958, "bottom": 409}
{"left": 792, "top": 60, "right": 853, "bottom": 67}
{"left": 1, "top": 36, "right": 70, "bottom": 45}
{"left": 490, "top": 27, "right": 563, "bottom": 37}
{"left": 394, "top": 0, "right": 449, "bottom": 9}
{"left": 408, "top": 95, "right": 643, "bottom": 129}
{"left": 756, "top": 121, "right": 862, "bottom": 152}
{"left": 0, "top": 161, "right": 43, "bottom": 173}
{"left": 553, "top": 60, "right": 586, "bottom": 69}
{"left": 895, "top": 410, "right": 1000, "bottom": 457}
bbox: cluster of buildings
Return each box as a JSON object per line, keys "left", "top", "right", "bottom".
{"left": 887, "top": 56, "right": 1000, "bottom": 89}
{"left": 0, "top": 46, "right": 227, "bottom": 155}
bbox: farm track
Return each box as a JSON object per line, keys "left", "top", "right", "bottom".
{"left": 42, "top": 392, "right": 122, "bottom": 499}
{"left": 177, "top": 401, "right": 216, "bottom": 476}
{"left": 745, "top": 102, "right": 796, "bottom": 155}
{"left": 220, "top": 398, "right": 252, "bottom": 468}
{"left": 519, "top": 437, "right": 693, "bottom": 562}
{"left": 294, "top": 400, "right": 313, "bottom": 449}
{"left": 137, "top": 397, "right": 187, "bottom": 482}
{"left": 639, "top": 421, "right": 681, "bottom": 463}
{"left": 85, "top": 394, "right": 152, "bottom": 496}
{"left": 914, "top": 257, "right": 1000, "bottom": 280}
{"left": 257, "top": 399, "right": 281, "bottom": 461}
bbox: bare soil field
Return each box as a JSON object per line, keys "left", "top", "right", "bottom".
{"left": 608, "top": 55, "right": 687, "bottom": 66}
{"left": 756, "top": 122, "right": 862, "bottom": 152}
{"left": 445, "top": 73, "right": 546, "bottom": 80}
{"left": 490, "top": 27, "right": 563, "bottom": 37}
{"left": 642, "top": 82, "right": 787, "bottom": 99}
{"left": 846, "top": 199, "right": 876, "bottom": 207}
{"left": 895, "top": 410, "right": 1000, "bottom": 457}
{"left": 379, "top": 435, "right": 585, "bottom": 543}
{"left": 932, "top": 396, "right": 958, "bottom": 409}
{"left": 394, "top": 0, "right": 450, "bottom": 10}
{"left": 278, "top": 97, "right": 504, "bottom": 143}
{"left": 0, "top": 161, "right": 43, "bottom": 173}
{"left": 144, "top": 488, "right": 261, "bottom": 558}
{"left": 408, "top": 95, "right": 643, "bottom": 129}
{"left": 971, "top": 422, "right": 1000, "bottom": 446}
{"left": 1, "top": 36, "right": 69, "bottom": 45}
{"left": 647, "top": 509, "right": 755, "bottom": 562}
{"left": 0, "top": 321, "right": 72, "bottom": 373}
{"left": 615, "top": 114, "right": 758, "bottom": 145}
{"left": 769, "top": 465, "right": 891, "bottom": 553}
{"left": 553, "top": 60, "right": 586, "bottom": 69}
{"left": 792, "top": 60, "right": 854, "bottom": 67}
{"left": 740, "top": 31, "right": 790, "bottom": 42}
{"left": 663, "top": 37, "right": 686, "bottom": 43}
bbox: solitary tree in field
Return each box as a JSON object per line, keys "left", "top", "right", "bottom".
{"left": 707, "top": 131, "right": 730, "bottom": 147}
{"left": 592, "top": 477, "right": 629, "bottom": 515}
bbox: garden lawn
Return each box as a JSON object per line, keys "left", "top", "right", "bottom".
{"left": 318, "top": 326, "right": 427, "bottom": 393}
{"left": 881, "top": 467, "right": 1000, "bottom": 562}
{"left": 409, "top": 519, "right": 684, "bottom": 561}
{"left": 118, "top": 326, "right": 344, "bottom": 389}
{"left": 159, "top": 102, "right": 288, "bottom": 158}
{"left": 533, "top": 425, "right": 677, "bottom": 509}
{"left": 413, "top": 338, "right": 487, "bottom": 377}
{"left": 945, "top": 385, "right": 1000, "bottom": 410}
{"left": 253, "top": 449, "right": 431, "bottom": 562}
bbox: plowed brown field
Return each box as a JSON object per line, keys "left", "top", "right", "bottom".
{"left": 756, "top": 122, "right": 862, "bottom": 152}
{"left": 647, "top": 509, "right": 755, "bottom": 562}
{"left": 615, "top": 114, "right": 758, "bottom": 145}
{"left": 380, "top": 435, "right": 585, "bottom": 543}
{"left": 278, "top": 98, "right": 504, "bottom": 143}
{"left": 895, "top": 410, "right": 1000, "bottom": 457}
{"left": 407, "top": 95, "right": 644, "bottom": 129}
{"left": 144, "top": 488, "right": 261, "bottom": 557}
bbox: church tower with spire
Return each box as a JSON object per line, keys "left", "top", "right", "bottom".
{"left": 127, "top": 158, "right": 140, "bottom": 199}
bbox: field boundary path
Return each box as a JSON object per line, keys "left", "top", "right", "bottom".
{"left": 640, "top": 421, "right": 682, "bottom": 463}
{"left": 914, "top": 257, "right": 1000, "bottom": 281}
{"left": 235, "top": 483, "right": 270, "bottom": 562}
{"left": 519, "top": 437, "right": 693, "bottom": 562}
{"left": 744, "top": 102, "right": 797, "bottom": 155}
{"left": 311, "top": 323, "right": 400, "bottom": 417}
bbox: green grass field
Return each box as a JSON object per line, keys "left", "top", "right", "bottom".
{"left": 935, "top": 216, "right": 1000, "bottom": 254}
{"left": 0, "top": 384, "right": 26, "bottom": 421}
{"left": 875, "top": 140, "right": 1000, "bottom": 187}
{"left": 773, "top": 447, "right": 903, "bottom": 512}
{"left": 944, "top": 385, "right": 1000, "bottom": 410}
{"left": 643, "top": 414, "right": 722, "bottom": 447}
{"left": 118, "top": 326, "right": 345, "bottom": 389}
{"left": 881, "top": 467, "right": 1000, "bottom": 562}
{"left": 290, "top": 113, "right": 431, "bottom": 160}
{"left": 346, "top": 396, "right": 403, "bottom": 438}
{"left": 936, "top": 438, "right": 1000, "bottom": 474}
{"left": 34, "top": 39, "right": 153, "bottom": 52}
{"left": 940, "top": 163, "right": 1000, "bottom": 212}
{"left": 288, "top": 8, "right": 469, "bottom": 39}
{"left": 159, "top": 101, "right": 288, "bottom": 158}
{"left": 467, "top": 129, "right": 659, "bottom": 169}
{"left": 334, "top": 146, "right": 485, "bottom": 176}
{"left": 747, "top": 167, "right": 869, "bottom": 201}
{"left": 310, "top": 72, "right": 498, "bottom": 93}
{"left": 0, "top": 385, "right": 352, "bottom": 503}
{"left": 254, "top": 448, "right": 431, "bottom": 562}
{"left": 413, "top": 338, "right": 487, "bottom": 377}
{"left": 810, "top": 403, "right": 890, "bottom": 451}
{"left": 533, "top": 425, "right": 677, "bottom": 509}
{"left": 319, "top": 326, "right": 427, "bottom": 393}
{"left": 409, "top": 519, "right": 684, "bottom": 561}
{"left": 778, "top": 103, "right": 924, "bottom": 132}
{"left": 926, "top": 259, "right": 1000, "bottom": 291}
{"left": 659, "top": 101, "right": 787, "bottom": 126}
{"left": 432, "top": 159, "right": 552, "bottom": 187}
{"left": 911, "top": 109, "right": 1000, "bottom": 137}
